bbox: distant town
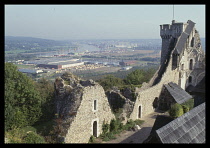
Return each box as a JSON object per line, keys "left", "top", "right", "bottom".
{"left": 5, "top": 36, "right": 167, "bottom": 81}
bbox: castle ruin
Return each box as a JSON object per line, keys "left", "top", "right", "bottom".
{"left": 54, "top": 20, "right": 205, "bottom": 143}
{"left": 130, "top": 20, "right": 205, "bottom": 120}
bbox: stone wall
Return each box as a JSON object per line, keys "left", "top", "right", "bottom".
{"left": 130, "top": 54, "right": 180, "bottom": 119}
{"left": 64, "top": 84, "right": 115, "bottom": 143}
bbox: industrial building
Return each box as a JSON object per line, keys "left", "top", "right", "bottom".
{"left": 24, "top": 58, "right": 84, "bottom": 70}
{"left": 37, "top": 61, "right": 84, "bottom": 69}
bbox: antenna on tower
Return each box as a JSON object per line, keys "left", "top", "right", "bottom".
{"left": 173, "top": 4, "right": 175, "bottom": 20}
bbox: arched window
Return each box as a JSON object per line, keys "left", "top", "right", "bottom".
{"left": 93, "top": 121, "right": 97, "bottom": 137}
{"left": 191, "top": 37, "right": 195, "bottom": 47}
{"left": 181, "top": 64, "right": 184, "bottom": 70}
{"left": 188, "top": 76, "right": 192, "bottom": 83}
{"left": 189, "top": 59, "right": 193, "bottom": 70}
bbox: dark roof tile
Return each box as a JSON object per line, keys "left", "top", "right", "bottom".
{"left": 164, "top": 82, "right": 192, "bottom": 104}
{"left": 156, "top": 103, "right": 205, "bottom": 143}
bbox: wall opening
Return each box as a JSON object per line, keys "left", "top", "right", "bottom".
{"left": 189, "top": 59, "right": 193, "bottom": 70}
{"left": 93, "top": 121, "right": 97, "bottom": 137}
{"left": 94, "top": 100, "right": 97, "bottom": 111}
{"left": 138, "top": 105, "right": 142, "bottom": 118}
{"left": 188, "top": 76, "right": 192, "bottom": 84}
{"left": 191, "top": 37, "right": 195, "bottom": 47}
{"left": 181, "top": 64, "right": 184, "bottom": 70}
{"left": 172, "top": 54, "right": 178, "bottom": 70}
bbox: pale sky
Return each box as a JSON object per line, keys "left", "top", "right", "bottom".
{"left": 5, "top": 5, "right": 205, "bottom": 40}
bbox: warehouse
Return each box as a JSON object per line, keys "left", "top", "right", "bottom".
{"left": 37, "top": 61, "right": 84, "bottom": 69}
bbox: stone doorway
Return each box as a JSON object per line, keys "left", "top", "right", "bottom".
{"left": 138, "top": 105, "right": 142, "bottom": 118}
{"left": 93, "top": 121, "right": 97, "bottom": 137}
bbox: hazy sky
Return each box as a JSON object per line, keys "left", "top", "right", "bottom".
{"left": 5, "top": 5, "right": 205, "bottom": 40}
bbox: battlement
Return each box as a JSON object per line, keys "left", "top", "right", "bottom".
{"left": 160, "top": 24, "right": 171, "bottom": 30}
{"left": 160, "top": 20, "right": 186, "bottom": 39}
{"left": 160, "top": 24, "right": 172, "bottom": 38}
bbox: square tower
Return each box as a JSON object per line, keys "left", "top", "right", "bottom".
{"left": 160, "top": 20, "right": 186, "bottom": 65}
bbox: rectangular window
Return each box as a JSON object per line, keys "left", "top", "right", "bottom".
{"left": 94, "top": 100, "right": 97, "bottom": 111}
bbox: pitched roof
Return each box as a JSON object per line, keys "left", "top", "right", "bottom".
{"left": 174, "top": 32, "right": 189, "bottom": 54}
{"left": 185, "top": 20, "right": 196, "bottom": 35}
{"left": 164, "top": 82, "right": 192, "bottom": 104}
{"left": 156, "top": 102, "right": 205, "bottom": 143}
{"left": 186, "top": 76, "right": 205, "bottom": 94}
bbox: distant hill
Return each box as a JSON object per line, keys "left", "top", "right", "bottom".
{"left": 5, "top": 36, "right": 72, "bottom": 51}
{"left": 5, "top": 36, "right": 74, "bottom": 51}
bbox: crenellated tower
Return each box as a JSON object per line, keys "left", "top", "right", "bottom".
{"left": 160, "top": 20, "right": 187, "bottom": 65}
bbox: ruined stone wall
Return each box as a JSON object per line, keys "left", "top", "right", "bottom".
{"left": 64, "top": 84, "right": 115, "bottom": 143}
{"left": 130, "top": 55, "right": 180, "bottom": 119}
{"left": 130, "top": 20, "right": 205, "bottom": 120}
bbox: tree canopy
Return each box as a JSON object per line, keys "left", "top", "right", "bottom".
{"left": 5, "top": 63, "right": 42, "bottom": 131}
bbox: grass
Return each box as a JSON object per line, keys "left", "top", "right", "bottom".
{"left": 14, "top": 64, "right": 35, "bottom": 69}
{"left": 5, "top": 120, "right": 55, "bottom": 143}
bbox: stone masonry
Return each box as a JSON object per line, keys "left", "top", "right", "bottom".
{"left": 54, "top": 73, "right": 115, "bottom": 143}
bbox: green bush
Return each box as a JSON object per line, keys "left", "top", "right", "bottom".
{"left": 110, "top": 119, "right": 121, "bottom": 133}
{"left": 89, "top": 135, "right": 95, "bottom": 143}
{"left": 134, "top": 119, "right": 145, "bottom": 126}
{"left": 182, "top": 98, "right": 194, "bottom": 110}
{"left": 182, "top": 105, "right": 190, "bottom": 113}
{"left": 124, "top": 119, "right": 135, "bottom": 130}
{"left": 97, "top": 75, "right": 125, "bottom": 91}
{"left": 104, "top": 132, "right": 116, "bottom": 141}
{"left": 102, "top": 122, "right": 110, "bottom": 135}
{"left": 23, "top": 131, "right": 45, "bottom": 143}
{"left": 169, "top": 103, "right": 184, "bottom": 118}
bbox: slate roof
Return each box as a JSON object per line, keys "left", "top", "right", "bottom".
{"left": 186, "top": 76, "right": 205, "bottom": 94}
{"left": 156, "top": 102, "right": 205, "bottom": 143}
{"left": 164, "top": 82, "right": 192, "bottom": 104}
{"left": 174, "top": 32, "right": 189, "bottom": 54}
{"left": 185, "top": 20, "right": 196, "bottom": 35}
{"left": 174, "top": 20, "right": 195, "bottom": 54}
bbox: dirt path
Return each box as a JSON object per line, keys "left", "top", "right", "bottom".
{"left": 102, "top": 111, "right": 167, "bottom": 143}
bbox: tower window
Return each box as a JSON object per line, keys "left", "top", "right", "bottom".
{"left": 181, "top": 64, "right": 184, "bottom": 70}
{"left": 188, "top": 76, "right": 192, "bottom": 83}
{"left": 189, "top": 59, "right": 193, "bottom": 70}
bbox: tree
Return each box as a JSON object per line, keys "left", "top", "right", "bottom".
{"left": 5, "top": 63, "right": 42, "bottom": 131}
{"left": 124, "top": 69, "right": 145, "bottom": 85}
{"left": 97, "top": 75, "right": 125, "bottom": 91}
{"left": 35, "top": 77, "right": 55, "bottom": 122}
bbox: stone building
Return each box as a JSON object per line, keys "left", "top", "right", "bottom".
{"left": 130, "top": 20, "right": 205, "bottom": 120}
{"left": 54, "top": 72, "right": 115, "bottom": 143}
{"left": 156, "top": 82, "right": 192, "bottom": 111}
